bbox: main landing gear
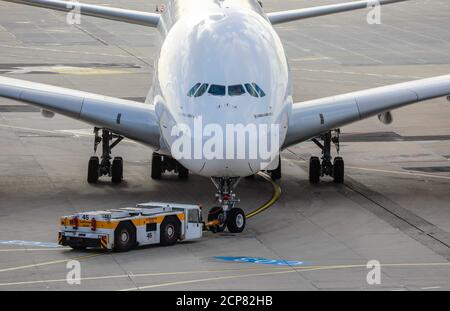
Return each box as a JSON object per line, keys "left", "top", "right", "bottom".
{"left": 87, "top": 128, "right": 124, "bottom": 184}
{"left": 207, "top": 177, "right": 246, "bottom": 234}
{"left": 151, "top": 152, "right": 189, "bottom": 180}
{"left": 309, "top": 129, "right": 344, "bottom": 184}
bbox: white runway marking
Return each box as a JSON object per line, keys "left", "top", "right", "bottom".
{"left": 0, "top": 248, "right": 67, "bottom": 252}
{"left": 0, "top": 254, "right": 449, "bottom": 289}
{"left": 0, "top": 240, "right": 61, "bottom": 248}
{"left": 297, "top": 68, "right": 423, "bottom": 80}
{"left": 0, "top": 44, "right": 131, "bottom": 58}
{"left": 348, "top": 166, "right": 450, "bottom": 181}
{"left": 0, "top": 124, "right": 139, "bottom": 144}
{"left": 0, "top": 267, "right": 294, "bottom": 287}
{"left": 120, "top": 262, "right": 450, "bottom": 291}
{"left": 0, "top": 253, "right": 102, "bottom": 273}
{"left": 0, "top": 124, "right": 70, "bottom": 135}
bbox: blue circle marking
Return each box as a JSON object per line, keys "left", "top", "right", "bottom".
{"left": 215, "top": 256, "right": 303, "bottom": 266}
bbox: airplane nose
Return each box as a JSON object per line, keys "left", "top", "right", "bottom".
{"left": 172, "top": 114, "right": 281, "bottom": 177}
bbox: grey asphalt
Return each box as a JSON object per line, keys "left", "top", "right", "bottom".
{"left": 0, "top": 0, "right": 450, "bottom": 291}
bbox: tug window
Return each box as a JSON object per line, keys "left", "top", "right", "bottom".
{"left": 188, "top": 209, "right": 200, "bottom": 223}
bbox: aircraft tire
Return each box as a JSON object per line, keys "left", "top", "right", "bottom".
{"left": 178, "top": 163, "right": 189, "bottom": 180}
{"left": 151, "top": 153, "right": 162, "bottom": 179}
{"left": 309, "top": 156, "right": 321, "bottom": 184}
{"left": 87, "top": 156, "right": 99, "bottom": 184}
{"left": 333, "top": 157, "right": 344, "bottom": 184}
{"left": 111, "top": 157, "right": 123, "bottom": 184}
{"left": 227, "top": 208, "right": 246, "bottom": 233}
{"left": 270, "top": 156, "right": 282, "bottom": 180}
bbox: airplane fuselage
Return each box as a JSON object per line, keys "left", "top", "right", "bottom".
{"left": 149, "top": 0, "right": 293, "bottom": 177}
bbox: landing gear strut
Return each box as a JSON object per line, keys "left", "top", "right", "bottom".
{"left": 207, "top": 177, "right": 246, "bottom": 233}
{"left": 87, "top": 128, "right": 124, "bottom": 184}
{"left": 151, "top": 152, "right": 189, "bottom": 180}
{"left": 309, "top": 129, "right": 344, "bottom": 184}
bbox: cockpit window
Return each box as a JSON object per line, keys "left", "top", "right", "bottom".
{"left": 187, "top": 83, "right": 201, "bottom": 97}
{"left": 194, "top": 83, "right": 209, "bottom": 97}
{"left": 188, "top": 83, "right": 265, "bottom": 98}
{"left": 245, "top": 83, "right": 259, "bottom": 97}
{"left": 252, "top": 83, "right": 266, "bottom": 97}
{"left": 228, "top": 85, "right": 246, "bottom": 96}
{"left": 208, "top": 84, "right": 226, "bottom": 96}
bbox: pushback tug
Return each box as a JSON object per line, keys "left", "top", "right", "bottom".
{"left": 58, "top": 202, "right": 205, "bottom": 251}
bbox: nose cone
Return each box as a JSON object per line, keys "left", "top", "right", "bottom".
{"left": 171, "top": 105, "right": 283, "bottom": 177}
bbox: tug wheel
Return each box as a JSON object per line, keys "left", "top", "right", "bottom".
{"left": 160, "top": 216, "right": 180, "bottom": 246}
{"left": 114, "top": 221, "right": 136, "bottom": 252}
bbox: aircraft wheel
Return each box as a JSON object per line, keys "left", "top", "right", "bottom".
{"left": 151, "top": 153, "right": 162, "bottom": 180}
{"left": 207, "top": 207, "right": 226, "bottom": 233}
{"left": 178, "top": 163, "right": 189, "bottom": 180}
{"left": 111, "top": 157, "right": 123, "bottom": 184}
{"left": 87, "top": 156, "right": 99, "bottom": 184}
{"left": 227, "top": 208, "right": 246, "bottom": 233}
{"left": 270, "top": 158, "right": 282, "bottom": 180}
{"left": 309, "top": 156, "right": 321, "bottom": 184}
{"left": 333, "top": 157, "right": 344, "bottom": 184}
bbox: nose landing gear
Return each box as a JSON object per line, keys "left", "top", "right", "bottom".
{"left": 207, "top": 177, "right": 246, "bottom": 233}
{"left": 309, "top": 129, "right": 344, "bottom": 184}
{"left": 87, "top": 128, "right": 124, "bottom": 184}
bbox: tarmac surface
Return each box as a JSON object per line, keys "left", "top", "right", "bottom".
{"left": 1, "top": 0, "right": 450, "bottom": 290}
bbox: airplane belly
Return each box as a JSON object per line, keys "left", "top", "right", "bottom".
{"left": 192, "top": 159, "right": 257, "bottom": 178}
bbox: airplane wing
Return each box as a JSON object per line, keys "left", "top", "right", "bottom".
{"left": 267, "top": 0, "right": 408, "bottom": 25}
{"left": 0, "top": 0, "right": 160, "bottom": 27}
{"left": 0, "top": 76, "right": 161, "bottom": 146}
{"left": 284, "top": 75, "right": 450, "bottom": 148}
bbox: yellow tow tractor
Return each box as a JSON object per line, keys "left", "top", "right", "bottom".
{"left": 58, "top": 202, "right": 205, "bottom": 251}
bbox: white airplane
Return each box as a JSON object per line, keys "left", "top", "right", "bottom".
{"left": 1, "top": 0, "right": 450, "bottom": 233}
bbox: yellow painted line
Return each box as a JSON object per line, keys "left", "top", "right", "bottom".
{"left": 0, "top": 253, "right": 103, "bottom": 273}
{"left": 246, "top": 172, "right": 282, "bottom": 219}
{"left": 119, "top": 262, "right": 450, "bottom": 291}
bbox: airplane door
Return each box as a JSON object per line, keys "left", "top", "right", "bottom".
{"left": 185, "top": 209, "right": 202, "bottom": 240}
